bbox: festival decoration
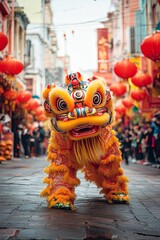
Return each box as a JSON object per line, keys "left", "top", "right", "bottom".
{"left": 110, "top": 82, "right": 127, "bottom": 97}
{"left": 0, "top": 32, "right": 8, "bottom": 51}
{"left": 114, "top": 59, "right": 137, "bottom": 80}
{"left": 17, "top": 90, "right": 32, "bottom": 103}
{"left": 130, "top": 89, "right": 147, "bottom": 101}
{"left": 0, "top": 57, "right": 8, "bottom": 73}
{"left": 131, "top": 71, "right": 152, "bottom": 88}
{"left": 140, "top": 31, "right": 160, "bottom": 62}
{"left": 141, "top": 31, "right": 160, "bottom": 79}
{"left": 4, "top": 89, "right": 17, "bottom": 100}
{"left": 115, "top": 104, "right": 126, "bottom": 115}
{"left": 122, "top": 97, "right": 134, "bottom": 108}
{"left": 5, "top": 55, "right": 24, "bottom": 75}
{"left": 40, "top": 72, "right": 129, "bottom": 210}
{"left": 35, "top": 106, "right": 43, "bottom": 116}
{"left": 27, "top": 98, "right": 39, "bottom": 110}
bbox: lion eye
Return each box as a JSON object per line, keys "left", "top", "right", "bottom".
{"left": 93, "top": 92, "right": 102, "bottom": 106}
{"left": 56, "top": 98, "right": 68, "bottom": 111}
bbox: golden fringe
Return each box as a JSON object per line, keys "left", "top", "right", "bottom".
{"left": 40, "top": 187, "right": 51, "bottom": 197}
{"left": 43, "top": 177, "right": 53, "bottom": 185}
{"left": 44, "top": 162, "right": 80, "bottom": 186}
{"left": 100, "top": 155, "right": 122, "bottom": 164}
{"left": 44, "top": 162, "right": 68, "bottom": 174}
{"left": 105, "top": 135, "right": 121, "bottom": 155}
{"left": 104, "top": 187, "right": 130, "bottom": 202}
{"left": 73, "top": 135, "right": 106, "bottom": 165}
{"left": 102, "top": 175, "right": 128, "bottom": 190}
{"left": 98, "top": 165, "right": 123, "bottom": 178}
{"left": 47, "top": 152, "right": 57, "bottom": 161}
{"left": 48, "top": 199, "right": 76, "bottom": 210}
{"left": 64, "top": 172, "right": 80, "bottom": 186}
{"left": 47, "top": 188, "right": 76, "bottom": 203}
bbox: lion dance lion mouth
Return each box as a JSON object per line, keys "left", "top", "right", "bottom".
{"left": 40, "top": 72, "right": 129, "bottom": 210}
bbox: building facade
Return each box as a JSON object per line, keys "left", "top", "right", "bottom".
{"left": 17, "top": 0, "right": 58, "bottom": 99}
{"left": 103, "top": 0, "right": 160, "bottom": 121}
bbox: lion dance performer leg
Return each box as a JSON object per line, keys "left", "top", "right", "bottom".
{"left": 40, "top": 72, "right": 129, "bottom": 209}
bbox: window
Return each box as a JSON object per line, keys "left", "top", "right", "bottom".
{"left": 130, "top": 27, "right": 135, "bottom": 53}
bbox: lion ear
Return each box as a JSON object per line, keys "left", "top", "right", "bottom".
{"left": 76, "top": 72, "right": 83, "bottom": 80}
{"left": 42, "top": 83, "right": 56, "bottom": 100}
{"left": 65, "top": 75, "right": 70, "bottom": 85}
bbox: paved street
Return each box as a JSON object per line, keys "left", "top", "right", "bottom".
{"left": 0, "top": 157, "right": 160, "bottom": 240}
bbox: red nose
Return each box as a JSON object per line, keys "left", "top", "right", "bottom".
{"left": 72, "top": 79, "right": 79, "bottom": 85}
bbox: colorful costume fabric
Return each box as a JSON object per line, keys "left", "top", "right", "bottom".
{"left": 40, "top": 72, "right": 129, "bottom": 210}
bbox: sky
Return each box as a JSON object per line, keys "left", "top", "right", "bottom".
{"left": 52, "top": 0, "right": 112, "bottom": 72}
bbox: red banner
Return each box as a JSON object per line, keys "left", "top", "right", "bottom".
{"left": 97, "top": 28, "right": 108, "bottom": 72}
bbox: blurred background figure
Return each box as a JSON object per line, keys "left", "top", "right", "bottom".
{"left": 21, "top": 124, "right": 30, "bottom": 158}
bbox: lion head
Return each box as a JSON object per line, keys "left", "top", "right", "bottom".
{"left": 42, "top": 72, "right": 114, "bottom": 140}
{"left": 42, "top": 72, "right": 114, "bottom": 165}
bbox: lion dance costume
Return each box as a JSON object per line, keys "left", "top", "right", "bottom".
{"left": 40, "top": 72, "right": 129, "bottom": 210}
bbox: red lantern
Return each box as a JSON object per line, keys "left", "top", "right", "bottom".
{"left": 17, "top": 90, "right": 32, "bottom": 103}
{"left": 110, "top": 82, "right": 127, "bottom": 97}
{"left": 114, "top": 59, "right": 137, "bottom": 80}
{"left": 0, "top": 57, "right": 8, "bottom": 73}
{"left": 4, "top": 89, "right": 17, "bottom": 100}
{"left": 115, "top": 105, "right": 126, "bottom": 116}
{"left": 36, "top": 114, "right": 47, "bottom": 122}
{"left": 35, "top": 106, "right": 43, "bottom": 116}
{"left": 130, "top": 89, "right": 147, "bottom": 101}
{"left": 0, "top": 32, "right": 8, "bottom": 51}
{"left": 131, "top": 71, "right": 152, "bottom": 88}
{"left": 27, "top": 98, "right": 39, "bottom": 110}
{"left": 122, "top": 97, "right": 134, "bottom": 108}
{"left": 5, "top": 55, "right": 24, "bottom": 75}
{"left": 141, "top": 31, "right": 160, "bottom": 62}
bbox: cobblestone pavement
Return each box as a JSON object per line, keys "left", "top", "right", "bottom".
{"left": 0, "top": 157, "right": 160, "bottom": 240}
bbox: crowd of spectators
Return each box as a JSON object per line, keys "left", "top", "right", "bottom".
{"left": 116, "top": 112, "right": 160, "bottom": 168}
{"left": 14, "top": 123, "right": 48, "bottom": 159}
